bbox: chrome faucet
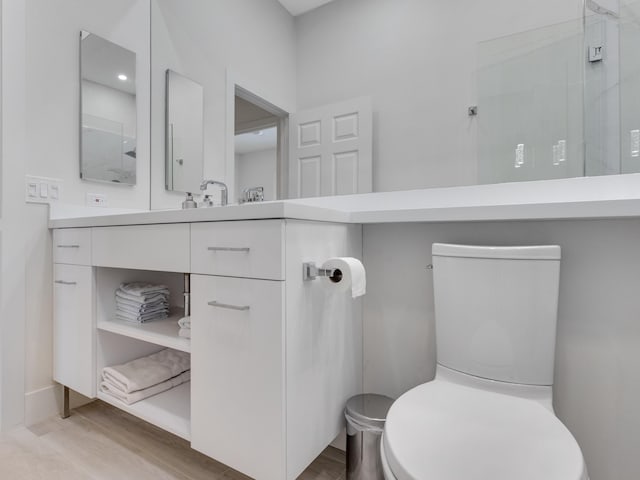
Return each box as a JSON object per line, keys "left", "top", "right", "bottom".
{"left": 239, "top": 186, "right": 264, "bottom": 204}
{"left": 200, "top": 180, "right": 228, "bottom": 206}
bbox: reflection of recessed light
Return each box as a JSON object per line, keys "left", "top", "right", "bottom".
{"left": 253, "top": 130, "right": 264, "bottom": 136}
{"left": 118, "top": 74, "right": 127, "bottom": 81}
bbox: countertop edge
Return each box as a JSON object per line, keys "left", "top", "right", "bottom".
{"left": 48, "top": 197, "right": 640, "bottom": 229}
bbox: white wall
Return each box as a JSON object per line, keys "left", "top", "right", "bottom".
{"left": 1, "top": 0, "right": 27, "bottom": 430}
{"left": 620, "top": 0, "right": 640, "bottom": 173}
{"left": 25, "top": 0, "right": 150, "bottom": 209}
{"left": 0, "top": 0, "right": 150, "bottom": 428}
{"left": 82, "top": 80, "right": 136, "bottom": 138}
{"left": 364, "top": 219, "right": 640, "bottom": 480}
{"left": 296, "top": 0, "right": 585, "bottom": 192}
{"left": 150, "top": 0, "right": 296, "bottom": 209}
{"left": 235, "top": 148, "right": 278, "bottom": 202}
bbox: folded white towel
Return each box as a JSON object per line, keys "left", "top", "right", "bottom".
{"left": 177, "top": 316, "right": 191, "bottom": 329}
{"left": 178, "top": 327, "right": 191, "bottom": 339}
{"left": 116, "top": 302, "right": 169, "bottom": 315}
{"left": 119, "top": 282, "right": 170, "bottom": 297}
{"left": 100, "top": 371, "right": 190, "bottom": 405}
{"left": 116, "top": 296, "right": 169, "bottom": 311}
{"left": 115, "top": 311, "right": 168, "bottom": 324}
{"left": 116, "top": 290, "right": 169, "bottom": 305}
{"left": 102, "top": 348, "right": 190, "bottom": 393}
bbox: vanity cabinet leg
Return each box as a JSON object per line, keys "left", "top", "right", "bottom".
{"left": 61, "top": 386, "right": 70, "bottom": 419}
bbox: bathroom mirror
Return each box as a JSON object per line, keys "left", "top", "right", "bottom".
{"left": 150, "top": 0, "right": 640, "bottom": 208}
{"left": 165, "top": 70, "right": 204, "bottom": 193}
{"left": 80, "top": 31, "right": 137, "bottom": 185}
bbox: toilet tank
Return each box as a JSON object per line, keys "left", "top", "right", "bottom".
{"left": 432, "top": 243, "right": 561, "bottom": 386}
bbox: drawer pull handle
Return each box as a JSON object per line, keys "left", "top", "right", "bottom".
{"left": 57, "top": 244, "right": 80, "bottom": 249}
{"left": 207, "top": 247, "right": 250, "bottom": 253}
{"left": 55, "top": 280, "right": 77, "bottom": 286}
{"left": 207, "top": 301, "right": 250, "bottom": 311}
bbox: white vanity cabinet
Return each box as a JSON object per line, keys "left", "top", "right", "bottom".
{"left": 52, "top": 228, "right": 96, "bottom": 398}
{"left": 52, "top": 218, "right": 362, "bottom": 480}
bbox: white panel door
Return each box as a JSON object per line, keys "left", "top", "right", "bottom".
{"left": 289, "top": 97, "right": 372, "bottom": 198}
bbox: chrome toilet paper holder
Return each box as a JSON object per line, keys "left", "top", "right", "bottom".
{"left": 302, "top": 262, "right": 342, "bottom": 282}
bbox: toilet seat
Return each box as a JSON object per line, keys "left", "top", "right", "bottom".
{"left": 382, "top": 380, "right": 587, "bottom": 480}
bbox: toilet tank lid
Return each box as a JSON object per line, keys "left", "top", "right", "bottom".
{"left": 432, "top": 243, "right": 561, "bottom": 260}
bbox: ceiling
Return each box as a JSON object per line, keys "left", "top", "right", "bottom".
{"left": 235, "top": 127, "right": 278, "bottom": 155}
{"left": 277, "top": 0, "right": 336, "bottom": 16}
{"left": 81, "top": 32, "right": 136, "bottom": 95}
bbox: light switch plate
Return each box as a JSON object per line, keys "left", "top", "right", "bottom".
{"left": 25, "top": 175, "right": 62, "bottom": 204}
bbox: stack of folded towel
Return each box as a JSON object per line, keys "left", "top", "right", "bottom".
{"left": 100, "top": 348, "right": 190, "bottom": 405}
{"left": 115, "top": 282, "right": 170, "bottom": 323}
{"left": 178, "top": 316, "right": 191, "bottom": 339}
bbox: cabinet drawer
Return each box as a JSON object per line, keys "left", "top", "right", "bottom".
{"left": 53, "top": 228, "right": 91, "bottom": 265}
{"left": 53, "top": 264, "right": 95, "bottom": 397}
{"left": 191, "top": 220, "right": 284, "bottom": 280}
{"left": 191, "top": 275, "right": 285, "bottom": 479}
{"left": 92, "top": 224, "right": 190, "bottom": 272}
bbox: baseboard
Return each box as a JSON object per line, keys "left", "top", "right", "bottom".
{"left": 331, "top": 428, "right": 346, "bottom": 451}
{"left": 24, "top": 384, "right": 93, "bottom": 426}
{"left": 25, "top": 384, "right": 61, "bottom": 426}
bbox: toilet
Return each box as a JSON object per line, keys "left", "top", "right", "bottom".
{"left": 381, "top": 243, "right": 588, "bottom": 480}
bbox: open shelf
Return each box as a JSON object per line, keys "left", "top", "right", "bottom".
{"left": 97, "top": 312, "right": 190, "bottom": 353}
{"left": 98, "top": 381, "right": 191, "bottom": 441}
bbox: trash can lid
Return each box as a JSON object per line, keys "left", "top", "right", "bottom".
{"left": 345, "top": 393, "right": 395, "bottom": 429}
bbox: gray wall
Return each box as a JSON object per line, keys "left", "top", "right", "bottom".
{"left": 364, "top": 218, "right": 640, "bottom": 480}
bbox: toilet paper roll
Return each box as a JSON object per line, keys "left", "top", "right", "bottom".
{"left": 321, "top": 257, "right": 366, "bottom": 298}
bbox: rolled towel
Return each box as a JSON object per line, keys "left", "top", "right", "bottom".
{"left": 102, "top": 348, "right": 190, "bottom": 393}
{"left": 177, "top": 316, "right": 191, "bottom": 329}
{"left": 178, "top": 328, "right": 191, "bottom": 339}
{"left": 101, "top": 371, "right": 190, "bottom": 405}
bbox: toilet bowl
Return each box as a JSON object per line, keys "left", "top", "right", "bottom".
{"left": 381, "top": 244, "right": 588, "bottom": 480}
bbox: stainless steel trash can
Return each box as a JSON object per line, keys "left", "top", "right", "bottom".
{"left": 345, "top": 394, "right": 394, "bottom": 480}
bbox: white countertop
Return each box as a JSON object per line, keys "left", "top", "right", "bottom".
{"left": 49, "top": 174, "right": 640, "bottom": 229}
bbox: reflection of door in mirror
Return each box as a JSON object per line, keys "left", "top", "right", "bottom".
{"left": 289, "top": 97, "right": 373, "bottom": 198}
{"left": 234, "top": 90, "right": 287, "bottom": 203}
{"left": 165, "top": 70, "right": 204, "bottom": 193}
{"left": 80, "top": 31, "right": 136, "bottom": 185}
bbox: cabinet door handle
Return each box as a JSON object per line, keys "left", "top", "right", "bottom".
{"left": 207, "top": 247, "right": 250, "bottom": 253}
{"left": 57, "top": 244, "right": 80, "bottom": 249}
{"left": 55, "top": 280, "right": 77, "bottom": 285}
{"left": 207, "top": 300, "right": 250, "bottom": 311}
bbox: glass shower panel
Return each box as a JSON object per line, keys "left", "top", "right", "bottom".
{"left": 81, "top": 114, "right": 134, "bottom": 184}
{"left": 477, "top": 20, "right": 585, "bottom": 184}
{"left": 620, "top": 0, "right": 640, "bottom": 173}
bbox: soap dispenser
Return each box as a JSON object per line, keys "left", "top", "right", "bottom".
{"left": 182, "top": 192, "right": 198, "bottom": 209}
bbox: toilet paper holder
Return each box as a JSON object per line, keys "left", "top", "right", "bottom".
{"left": 302, "top": 262, "right": 343, "bottom": 282}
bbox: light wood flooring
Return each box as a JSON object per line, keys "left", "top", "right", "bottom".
{"left": 0, "top": 401, "right": 346, "bottom": 480}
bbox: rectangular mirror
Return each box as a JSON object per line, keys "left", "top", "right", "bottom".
{"left": 165, "top": 70, "right": 204, "bottom": 193}
{"left": 80, "top": 30, "right": 137, "bottom": 185}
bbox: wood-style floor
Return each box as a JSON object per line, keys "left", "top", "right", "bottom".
{"left": 0, "top": 401, "right": 346, "bottom": 480}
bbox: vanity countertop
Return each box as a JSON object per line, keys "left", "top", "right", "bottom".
{"left": 49, "top": 174, "right": 640, "bottom": 229}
